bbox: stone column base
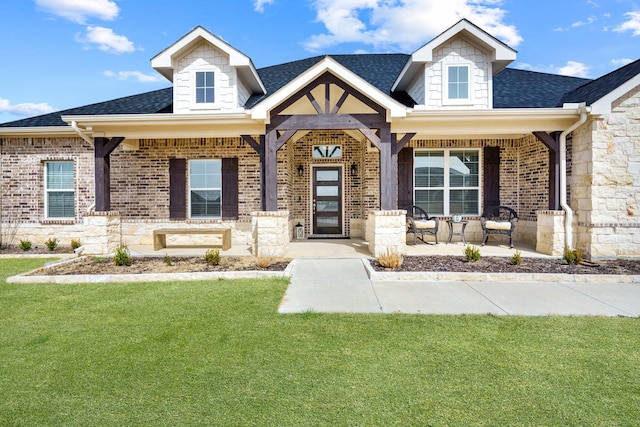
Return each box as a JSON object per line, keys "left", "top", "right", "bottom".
{"left": 83, "top": 211, "right": 121, "bottom": 255}
{"left": 536, "top": 210, "right": 565, "bottom": 256}
{"left": 366, "top": 210, "right": 406, "bottom": 257}
{"left": 251, "top": 210, "right": 290, "bottom": 257}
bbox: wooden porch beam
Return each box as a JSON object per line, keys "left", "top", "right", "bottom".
{"left": 393, "top": 133, "right": 415, "bottom": 155}
{"left": 94, "top": 136, "right": 124, "bottom": 212}
{"left": 276, "top": 129, "right": 297, "bottom": 151}
{"left": 241, "top": 135, "right": 266, "bottom": 210}
{"left": 533, "top": 131, "right": 561, "bottom": 210}
{"left": 271, "top": 113, "right": 385, "bottom": 130}
{"left": 331, "top": 90, "right": 349, "bottom": 114}
{"left": 306, "top": 92, "right": 324, "bottom": 115}
{"left": 264, "top": 129, "right": 278, "bottom": 211}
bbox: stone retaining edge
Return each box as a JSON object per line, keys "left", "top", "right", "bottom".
{"left": 6, "top": 259, "right": 296, "bottom": 284}
{"left": 361, "top": 260, "right": 640, "bottom": 283}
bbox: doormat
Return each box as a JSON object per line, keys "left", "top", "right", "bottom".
{"left": 306, "top": 236, "right": 350, "bottom": 240}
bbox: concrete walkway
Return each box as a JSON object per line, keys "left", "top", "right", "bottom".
{"left": 279, "top": 259, "right": 640, "bottom": 317}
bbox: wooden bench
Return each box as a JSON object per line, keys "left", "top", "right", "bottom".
{"left": 153, "top": 228, "right": 231, "bottom": 251}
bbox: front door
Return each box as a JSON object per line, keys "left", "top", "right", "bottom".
{"left": 312, "top": 166, "right": 343, "bottom": 235}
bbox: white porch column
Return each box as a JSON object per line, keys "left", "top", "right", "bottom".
{"left": 366, "top": 210, "right": 407, "bottom": 257}
{"left": 536, "top": 210, "right": 566, "bottom": 256}
{"left": 251, "top": 210, "right": 290, "bottom": 257}
{"left": 83, "top": 211, "right": 121, "bottom": 255}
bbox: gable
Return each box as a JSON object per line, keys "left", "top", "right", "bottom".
{"left": 151, "top": 26, "right": 265, "bottom": 112}
{"left": 393, "top": 19, "right": 516, "bottom": 110}
{"left": 250, "top": 56, "right": 408, "bottom": 121}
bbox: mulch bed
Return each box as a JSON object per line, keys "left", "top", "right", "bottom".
{"left": 372, "top": 256, "right": 640, "bottom": 275}
{"left": 27, "top": 256, "right": 292, "bottom": 276}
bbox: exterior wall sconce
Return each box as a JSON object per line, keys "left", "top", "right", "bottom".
{"left": 297, "top": 164, "right": 304, "bottom": 177}
{"left": 350, "top": 163, "right": 357, "bottom": 177}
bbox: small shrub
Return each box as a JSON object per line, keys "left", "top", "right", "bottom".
{"left": 378, "top": 250, "right": 403, "bottom": 269}
{"left": 70, "top": 239, "right": 82, "bottom": 250}
{"left": 19, "top": 239, "right": 32, "bottom": 251}
{"left": 256, "top": 255, "right": 275, "bottom": 269}
{"left": 114, "top": 244, "right": 132, "bottom": 266}
{"left": 464, "top": 245, "right": 481, "bottom": 262}
{"left": 164, "top": 253, "right": 172, "bottom": 266}
{"left": 563, "top": 246, "right": 583, "bottom": 265}
{"left": 511, "top": 250, "right": 522, "bottom": 266}
{"left": 45, "top": 238, "right": 59, "bottom": 251}
{"left": 204, "top": 249, "right": 221, "bottom": 265}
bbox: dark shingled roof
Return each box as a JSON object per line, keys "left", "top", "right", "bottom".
{"left": 245, "top": 53, "right": 411, "bottom": 108}
{"left": 560, "top": 57, "right": 640, "bottom": 105}
{"left": 2, "top": 53, "right": 638, "bottom": 129}
{"left": 493, "top": 68, "right": 591, "bottom": 108}
{"left": 0, "top": 87, "right": 173, "bottom": 128}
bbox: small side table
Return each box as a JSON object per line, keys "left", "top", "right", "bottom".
{"left": 446, "top": 220, "right": 468, "bottom": 244}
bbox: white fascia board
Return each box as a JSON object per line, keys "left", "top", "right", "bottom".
{"left": 589, "top": 74, "right": 640, "bottom": 115}
{"left": 393, "top": 107, "right": 581, "bottom": 137}
{"left": 0, "top": 126, "right": 78, "bottom": 137}
{"left": 250, "top": 56, "right": 407, "bottom": 122}
{"left": 151, "top": 26, "right": 266, "bottom": 93}
{"left": 62, "top": 113, "right": 265, "bottom": 139}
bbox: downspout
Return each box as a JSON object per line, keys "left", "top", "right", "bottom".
{"left": 559, "top": 104, "right": 588, "bottom": 249}
{"left": 70, "top": 120, "right": 93, "bottom": 146}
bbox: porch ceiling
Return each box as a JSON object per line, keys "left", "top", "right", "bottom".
{"left": 62, "top": 113, "right": 265, "bottom": 139}
{"left": 393, "top": 107, "right": 583, "bottom": 139}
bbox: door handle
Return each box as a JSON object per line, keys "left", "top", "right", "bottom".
{"left": 313, "top": 199, "right": 316, "bottom": 214}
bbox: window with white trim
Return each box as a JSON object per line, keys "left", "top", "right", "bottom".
{"left": 414, "top": 149, "right": 480, "bottom": 216}
{"left": 45, "top": 161, "right": 75, "bottom": 219}
{"left": 195, "top": 71, "right": 215, "bottom": 104}
{"left": 189, "top": 159, "right": 222, "bottom": 218}
{"left": 444, "top": 64, "right": 472, "bottom": 104}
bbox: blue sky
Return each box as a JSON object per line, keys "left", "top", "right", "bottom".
{"left": 1, "top": 0, "right": 640, "bottom": 124}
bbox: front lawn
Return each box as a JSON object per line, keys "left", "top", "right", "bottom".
{"left": 1, "top": 259, "right": 638, "bottom": 426}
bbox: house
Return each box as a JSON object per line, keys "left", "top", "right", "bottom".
{"left": 1, "top": 19, "right": 639, "bottom": 259}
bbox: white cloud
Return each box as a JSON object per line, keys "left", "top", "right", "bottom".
{"left": 554, "top": 15, "right": 597, "bottom": 32}
{"left": 558, "top": 61, "right": 590, "bottom": 78}
{"left": 76, "top": 26, "right": 135, "bottom": 54}
{"left": 0, "top": 98, "right": 55, "bottom": 117}
{"left": 35, "top": 0, "right": 119, "bottom": 24}
{"left": 302, "top": 0, "right": 522, "bottom": 52}
{"left": 254, "top": 0, "right": 274, "bottom": 13}
{"left": 610, "top": 58, "right": 633, "bottom": 67}
{"left": 614, "top": 11, "right": 640, "bottom": 36}
{"left": 514, "top": 61, "right": 591, "bottom": 78}
{"left": 103, "top": 70, "right": 163, "bottom": 83}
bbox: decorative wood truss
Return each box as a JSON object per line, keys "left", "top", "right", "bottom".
{"left": 244, "top": 72, "right": 415, "bottom": 211}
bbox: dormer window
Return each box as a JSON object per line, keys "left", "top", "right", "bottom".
{"left": 444, "top": 63, "right": 472, "bottom": 105}
{"left": 195, "top": 71, "right": 215, "bottom": 104}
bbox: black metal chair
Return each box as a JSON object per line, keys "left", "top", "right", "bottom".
{"left": 404, "top": 205, "right": 439, "bottom": 244}
{"left": 480, "top": 206, "right": 518, "bottom": 248}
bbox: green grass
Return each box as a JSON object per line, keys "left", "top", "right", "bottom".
{"left": 1, "top": 259, "right": 639, "bottom": 426}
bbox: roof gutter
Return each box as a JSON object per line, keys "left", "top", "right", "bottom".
{"left": 70, "top": 121, "right": 93, "bottom": 145}
{"left": 559, "top": 103, "right": 588, "bottom": 250}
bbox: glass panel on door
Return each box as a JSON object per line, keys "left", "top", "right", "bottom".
{"left": 313, "top": 167, "right": 342, "bottom": 235}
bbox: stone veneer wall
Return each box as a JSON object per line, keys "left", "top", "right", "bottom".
{"left": 571, "top": 86, "right": 640, "bottom": 259}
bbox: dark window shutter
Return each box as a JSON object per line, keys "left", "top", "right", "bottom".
{"left": 483, "top": 146, "right": 500, "bottom": 212}
{"left": 169, "top": 158, "right": 186, "bottom": 219}
{"left": 397, "top": 147, "right": 414, "bottom": 209}
{"left": 222, "top": 157, "right": 239, "bottom": 220}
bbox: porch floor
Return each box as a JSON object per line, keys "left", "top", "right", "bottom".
{"left": 128, "top": 239, "right": 554, "bottom": 259}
